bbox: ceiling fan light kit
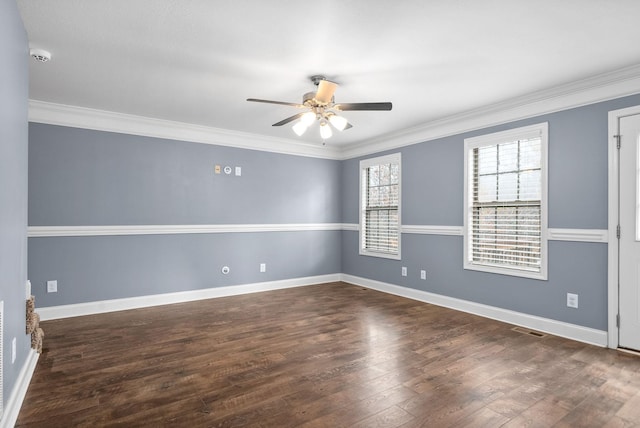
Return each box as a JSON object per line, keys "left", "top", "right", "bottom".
{"left": 247, "top": 75, "right": 392, "bottom": 142}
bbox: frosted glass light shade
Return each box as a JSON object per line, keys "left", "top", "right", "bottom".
{"left": 292, "top": 121, "right": 308, "bottom": 136}
{"left": 300, "top": 111, "right": 316, "bottom": 126}
{"left": 319, "top": 122, "right": 333, "bottom": 139}
{"left": 328, "top": 114, "right": 348, "bottom": 131}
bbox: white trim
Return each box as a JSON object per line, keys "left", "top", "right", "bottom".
{"left": 547, "top": 228, "right": 608, "bottom": 243}
{"left": 342, "top": 64, "right": 640, "bottom": 159}
{"left": 28, "top": 101, "right": 342, "bottom": 160}
{"left": 28, "top": 223, "right": 346, "bottom": 238}
{"left": 401, "top": 225, "right": 463, "bottom": 236}
{"left": 30, "top": 223, "right": 610, "bottom": 242}
{"left": 0, "top": 350, "right": 39, "bottom": 428}
{"left": 607, "top": 105, "right": 640, "bottom": 349}
{"left": 341, "top": 274, "right": 608, "bottom": 347}
{"left": 38, "top": 274, "right": 340, "bottom": 320}
{"left": 29, "top": 66, "right": 640, "bottom": 162}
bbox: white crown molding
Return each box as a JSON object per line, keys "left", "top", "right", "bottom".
{"left": 27, "top": 223, "right": 346, "bottom": 237}
{"left": 0, "top": 350, "right": 39, "bottom": 428}
{"left": 29, "top": 65, "right": 640, "bottom": 161}
{"left": 28, "top": 100, "right": 342, "bottom": 160}
{"left": 341, "top": 274, "right": 608, "bottom": 347}
{"left": 341, "top": 64, "right": 640, "bottom": 159}
{"left": 38, "top": 274, "right": 341, "bottom": 320}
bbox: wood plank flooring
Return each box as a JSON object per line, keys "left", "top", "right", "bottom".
{"left": 17, "top": 282, "right": 640, "bottom": 427}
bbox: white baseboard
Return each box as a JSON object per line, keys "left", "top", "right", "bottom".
{"left": 37, "top": 272, "right": 608, "bottom": 347}
{"left": 341, "top": 274, "right": 608, "bottom": 348}
{"left": 0, "top": 349, "right": 39, "bottom": 428}
{"left": 38, "top": 274, "right": 341, "bottom": 320}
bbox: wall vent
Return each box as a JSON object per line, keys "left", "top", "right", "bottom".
{"left": 511, "top": 326, "right": 546, "bottom": 338}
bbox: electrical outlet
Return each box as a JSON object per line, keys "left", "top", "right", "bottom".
{"left": 567, "top": 293, "right": 578, "bottom": 308}
{"left": 420, "top": 270, "right": 426, "bottom": 280}
{"left": 260, "top": 263, "right": 266, "bottom": 273}
{"left": 235, "top": 166, "right": 242, "bottom": 176}
{"left": 401, "top": 266, "right": 407, "bottom": 277}
{"left": 47, "top": 280, "right": 58, "bottom": 293}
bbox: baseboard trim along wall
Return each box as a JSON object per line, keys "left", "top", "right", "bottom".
{"left": 38, "top": 274, "right": 342, "bottom": 320}
{"left": 0, "top": 349, "right": 39, "bottom": 428}
{"left": 341, "top": 274, "right": 608, "bottom": 348}
{"left": 38, "top": 272, "right": 607, "bottom": 348}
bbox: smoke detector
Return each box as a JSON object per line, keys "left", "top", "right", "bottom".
{"left": 30, "top": 48, "right": 51, "bottom": 62}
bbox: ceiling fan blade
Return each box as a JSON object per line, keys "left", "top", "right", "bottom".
{"left": 247, "top": 98, "right": 303, "bottom": 108}
{"left": 314, "top": 80, "right": 338, "bottom": 104}
{"left": 272, "top": 113, "right": 304, "bottom": 126}
{"left": 335, "top": 102, "right": 393, "bottom": 111}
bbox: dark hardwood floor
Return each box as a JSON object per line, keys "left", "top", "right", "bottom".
{"left": 17, "top": 282, "right": 640, "bottom": 427}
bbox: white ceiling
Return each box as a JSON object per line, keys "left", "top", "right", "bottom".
{"left": 17, "top": 0, "right": 640, "bottom": 150}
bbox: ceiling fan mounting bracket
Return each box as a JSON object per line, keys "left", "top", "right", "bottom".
{"left": 310, "top": 75, "right": 328, "bottom": 86}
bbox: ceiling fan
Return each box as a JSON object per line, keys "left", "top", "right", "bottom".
{"left": 247, "top": 75, "right": 392, "bottom": 140}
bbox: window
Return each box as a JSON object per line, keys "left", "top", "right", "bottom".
{"left": 463, "top": 123, "right": 548, "bottom": 280}
{"left": 360, "top": 153, "right": 401, "bottom": 259}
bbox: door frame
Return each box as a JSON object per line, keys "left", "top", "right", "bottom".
{"left": 607, "top": 105, "right": 640, "bottom": 349}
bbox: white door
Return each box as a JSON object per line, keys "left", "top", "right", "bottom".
{"left": 619, "top": 113, "right": 640, "bottom": 351}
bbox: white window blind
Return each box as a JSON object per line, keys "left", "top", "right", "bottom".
{"left": 464, "top": 123, "right": 548, "bottom": 279}
{"left": 360, "top": 153, "right": 401, "bottom": 259}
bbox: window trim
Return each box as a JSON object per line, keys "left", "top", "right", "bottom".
{"left": 359, "top": 153, "right": 402, "bottom": 260}
{"left": 463, "top": 123, "right": 548, "bottom": 280}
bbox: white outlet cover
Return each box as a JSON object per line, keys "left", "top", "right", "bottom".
{"left": 235, "top": 166, "right": 242, "bottom": 176}
{"left": 47, "top": 280, "right": 58, "bottom": 293}
{"left": 260, "top": 263, "right": 266, "bottom": 273}
{"left": 567, "top": 293, "right": 578, "bottom": 308}
{"left": 401, "top": 267, "right": 407, "bottom": 277}
{"left": 420, "top": 270, "right": 426, "bottom": 280}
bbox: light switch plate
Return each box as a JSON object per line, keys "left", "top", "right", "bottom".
{"left": 47, "top": 280, "right": 57, "bottom": 293}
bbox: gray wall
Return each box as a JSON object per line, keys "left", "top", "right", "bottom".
{"left": 0, "top": 0, "right": 30, "bottom": 412}
{"left": 28, "top": 124, "right": 342, "bottom": 306}
{"left": 342, "top": 93, "right": 640, "bottom": 331}
{"left": 26, "top": 78, "right": 640, "bottom": 331}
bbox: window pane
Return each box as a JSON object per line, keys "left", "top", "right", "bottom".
{"left": 379, "top": 164, "right": 391, "bottom": 185}
{"left": 390, "top": 163, "right": 399, "bottom": 184}
{"left": 478, "top": 175, "right": 497, "bottom": 202}
{"left": 520, "top": 138, "right": 541, "bottom": 170}
{"left": 389, "top": 184, "right": 399, "bottom": 205}
{"left": 368, "top": 187, "right": 379, "bottom": 207}
{"left": 498, "top": 172, "right": 518, "bottom": 201}
{"left": 477, "top": 146, "right": 497, "bottom": 174}
{"left": 519, "top": 170, "right": 541, "bottom": 200}
{"left": 368, "top": 165, "right": 379, "bottom": 186}
{"left": 498, "top": 142, "right": 518, "bottom": 173}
